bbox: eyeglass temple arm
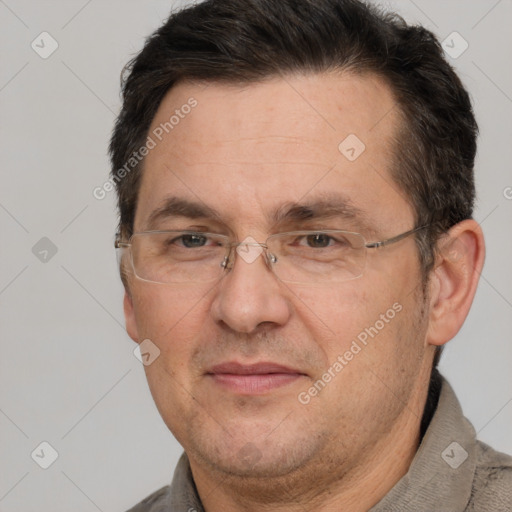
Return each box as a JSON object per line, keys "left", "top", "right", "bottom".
{"left": 365, "top": 225, "right": 429, "bottom": 249}
{"left": 114, "top": 239, "right": 130, "bottom": 249}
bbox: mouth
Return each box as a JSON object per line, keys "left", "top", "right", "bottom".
{"left": 206, "top": 361, "right": 307, "bottom": 395}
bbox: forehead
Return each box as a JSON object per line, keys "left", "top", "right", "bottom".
{"left": 135, "top": 72, "right": 413, "bottom": 233}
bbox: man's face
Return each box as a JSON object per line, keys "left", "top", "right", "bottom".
{"left": 124, "top": 72, "right": 433, "bottom": 481}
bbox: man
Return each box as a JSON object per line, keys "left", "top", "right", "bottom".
{"left": 110, "top": 0, "right": 512, "bottom": 510}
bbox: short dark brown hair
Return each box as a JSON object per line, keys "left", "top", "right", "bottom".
{"left": 110, "top": 0, "right": 477, "bottom": 283}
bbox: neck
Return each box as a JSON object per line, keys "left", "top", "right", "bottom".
{"left": 189, "top": 368, "right": 435, "bottom": 512}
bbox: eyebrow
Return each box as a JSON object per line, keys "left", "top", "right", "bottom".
{"left": 145, "top": 197, "right": 221, "bottom": 229}
{"left": 144, "top": 194, "right": 374, "bottom": 233}
{"left": 273, "top": 195, "right": 369, "bottom": 226}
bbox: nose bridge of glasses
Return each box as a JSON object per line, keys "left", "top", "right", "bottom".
{"left": 221, "top": 238, "right": 273, "bottom": 270}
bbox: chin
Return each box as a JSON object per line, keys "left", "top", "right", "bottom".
{"left": 186, "top": 418, "right": 326, "bottom": 479}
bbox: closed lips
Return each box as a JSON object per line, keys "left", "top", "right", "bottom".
{"left": 208, "top": 362, "right": 305, "bottom": 375}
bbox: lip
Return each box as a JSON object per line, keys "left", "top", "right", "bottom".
{"left": 207, "top": 361, "right": 306, "bottom": 394}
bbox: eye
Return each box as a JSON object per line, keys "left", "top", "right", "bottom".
{"left": 177, "top": 233, "right": 208, "bottom": 248}
{"left": 304, "top": 233, "right": 333, "bottom": 248}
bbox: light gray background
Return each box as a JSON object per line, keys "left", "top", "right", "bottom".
{"left": 0, "top": 0, "right": 511, "bottom": 510}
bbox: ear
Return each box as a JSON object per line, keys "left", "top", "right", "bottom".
{"left": 124, "top": 289, "right": 140, "bottom": 344}
{"left": 426, "top": 219, "right": 485, "bottom": 347}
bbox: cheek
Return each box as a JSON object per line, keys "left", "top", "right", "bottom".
{"left": 291, "top": 272, "right": 420, "bottom": 384}
{"left": 290, "top": 284, "right": 383, "bottom": 355}
{"left": 131, "top": 283, "right": 216, "bottom": 360}
{"left": 132, "top": 282, "right": 212, "bottom": 326}
{"left": 131, "top": 286, "right": 216, "bottom": 426}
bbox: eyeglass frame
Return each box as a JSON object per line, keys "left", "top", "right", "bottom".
{"left": 115, "top": 224, "right": 429, "bottom": 284}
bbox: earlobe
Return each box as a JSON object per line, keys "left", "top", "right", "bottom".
{"left": 426, "top": 219, "right": 485, "bottom": 347}
{"left": 124, "top": 290, "right": 140, "bottom": 343}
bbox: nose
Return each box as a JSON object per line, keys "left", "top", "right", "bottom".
{"left": 210, "top": 243, "right": 292, "bottom": 334}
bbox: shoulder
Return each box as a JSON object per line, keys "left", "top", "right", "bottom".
{"left": 467, "top": 440, "right": 512, "bottom": 511}
{"left": 125, "top": 485, "right": 170, "bottom": 512}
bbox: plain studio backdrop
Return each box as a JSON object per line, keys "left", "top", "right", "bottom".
{"left": 0, "top": 1, "right": 511, "bottom": 510}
